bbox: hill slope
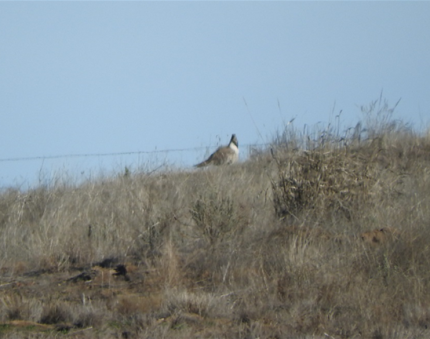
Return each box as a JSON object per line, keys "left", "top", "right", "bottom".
{"left": 1, "top": 123, "right": 430, "bottom": 338}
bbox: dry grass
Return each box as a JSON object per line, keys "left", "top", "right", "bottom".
{"left": 1, "top": 108, "right": 430, "bottom": 338}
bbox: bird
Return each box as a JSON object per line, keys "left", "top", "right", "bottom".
{"left": 195, "top": 134, "right": 239, "bottom": 168}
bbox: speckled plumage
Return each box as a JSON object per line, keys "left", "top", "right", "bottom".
{"left": 195, "top": 134, "right": 239, "bottom": 168}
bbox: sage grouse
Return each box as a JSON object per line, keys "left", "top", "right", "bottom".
{"left": 195, "top": 134, "right": 239, "bottom": 168}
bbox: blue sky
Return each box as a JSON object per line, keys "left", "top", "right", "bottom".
{"left": 1, "top": 2, "right": 429, "bottom": 188}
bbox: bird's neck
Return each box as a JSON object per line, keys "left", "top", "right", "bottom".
{"left": 229, "top": 142, "right": 239, "bottom": 154}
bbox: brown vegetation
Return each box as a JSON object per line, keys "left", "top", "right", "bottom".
{"left": 360, "top": 227, "right": 401, "bottom": 245}
{"left": 1, "top": 108, "right": 430, "bottom": 338}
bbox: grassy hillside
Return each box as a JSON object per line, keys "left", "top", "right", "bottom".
{"left": 1, "top": 111, "right": 430, "bottom": 338}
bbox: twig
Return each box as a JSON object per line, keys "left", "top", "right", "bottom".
{"left": 66, "top": 326, "right": 93, "bottom": 336}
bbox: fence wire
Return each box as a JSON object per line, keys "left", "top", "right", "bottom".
{"left": 0, "top": 143, "right": 272, "bottom": 163}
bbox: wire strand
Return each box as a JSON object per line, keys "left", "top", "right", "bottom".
{"left": 0, "top": 143, "right": 271, "bottom": 163}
